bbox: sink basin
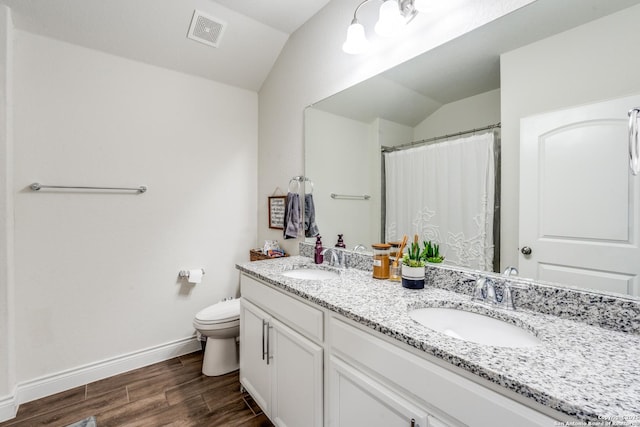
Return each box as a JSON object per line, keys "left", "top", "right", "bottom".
{"left": 408, "top": 307, "right": 541, "bottom": 348}
{"left": 281, "top": 268, "right": 339, "bottom": 280}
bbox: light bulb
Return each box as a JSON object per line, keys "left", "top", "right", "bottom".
{"left": 342, "top": 21, "right": 369, "bottom": 54}
{"left": 375, "top": 0, "right": 404, "bottom": 37}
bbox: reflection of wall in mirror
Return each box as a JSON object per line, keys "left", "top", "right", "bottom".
{"left": 305, "top": 108, "right": 378, "bottom": 249}
{"left": 306, "top": 90, "right": 500, "bottom": 250}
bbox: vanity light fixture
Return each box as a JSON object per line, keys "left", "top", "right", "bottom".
{"left": 342, "top": 0, "right": 429, "bottom": 54}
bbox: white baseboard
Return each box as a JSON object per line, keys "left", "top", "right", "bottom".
{"left": 0, "top": 395, "right": 17, "bottom": 423}
{"left": 0, "top": 336, "right": 200, "bottom": 423}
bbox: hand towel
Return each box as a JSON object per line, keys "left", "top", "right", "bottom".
{"left": 304, "top": 193, "right": 320, "bottom": 237}
{"left": 283, "top": 192, "right": 301, "bottom": 239}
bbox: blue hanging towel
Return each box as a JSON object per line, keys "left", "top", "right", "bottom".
{"left": 283, "top": 192, "right": 301, "bottom": 239}
{"left": 304, "top": 193, "right": 320, "bottom": 237}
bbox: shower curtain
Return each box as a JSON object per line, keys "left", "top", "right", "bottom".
{"left": 384, "top": 132, "right": 495, "bottom": 270}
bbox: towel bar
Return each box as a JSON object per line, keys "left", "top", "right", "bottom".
{"left": 30, "top": 183, "right": 147, "bottom": 193}
{"left": 331, "top": 193, "right": 370, "bottom": 200}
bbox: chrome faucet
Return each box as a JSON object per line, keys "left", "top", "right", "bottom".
{"left": 471, "top": 277, "right": 498, "bottom": 305}
{"left": 352, "top": 244, "right": 366, "bottom": 252}
{"left": 469, "top": 267, "right": 526, "bottom": 310}
{"left": 498, "top": 266, "right": 524, "bottom": 310}
{"left": 321, "top": 248, "right": 346, "bottom": 268}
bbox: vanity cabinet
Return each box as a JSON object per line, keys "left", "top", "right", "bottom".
{"left": 329, "top": 316, "right": 557, "bottom": 427}
{"left": 240, "top": 275, "right": 323, "bottom": 427}
{"left": 240, "top": 272, "right": 560, "bottom": 427}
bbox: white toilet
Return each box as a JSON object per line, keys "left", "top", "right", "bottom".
{"left": 193, "top": 298, "right": 241, "bottom": 376}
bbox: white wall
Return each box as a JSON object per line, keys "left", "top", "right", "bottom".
{"left": 11, "top": 31, "right": 257, "bottom": 384}
{"left": 305, "top": 108, "right": 374, "bottom": 248}
{"left": 258, "top": 0, "right": 535, "bottom": 255}
{"left": 0, "top": 4, "right": 15, "bottom": 405}
{"left": 414, "top": 89, "right": 501, "bottom": 140}
{"left": 500, "top": 4, "right": 640, "bottom": 269}
{"left": 375, "top": 118, "right": 413, "bottom": 243}
{"left": 377, "top": 118, "right": 414, "bottom": 147}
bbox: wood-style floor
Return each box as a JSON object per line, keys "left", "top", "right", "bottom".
{"left": 0, "top": 351, "right": 274, "bottom": 427}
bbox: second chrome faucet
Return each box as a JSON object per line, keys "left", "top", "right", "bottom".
{"left": 321, "top": 247, "right": 347, "bottom": 268}
{"left": 471, "top": 267, "right": 526, "bottom": 310}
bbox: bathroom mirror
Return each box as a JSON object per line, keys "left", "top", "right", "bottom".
{"left": 304, "top": 0, "right": 640, "bottom": 297}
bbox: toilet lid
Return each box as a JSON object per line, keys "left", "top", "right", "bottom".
{"left": 195, "top": 298, "right": 240, "bottom": 323}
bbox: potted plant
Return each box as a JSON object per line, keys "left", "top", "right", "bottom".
{"left": 401, "top": 235, "right": 425, "bottom": 289}
{"left": 423, "top": 241, "right": 445, "bottom": 263}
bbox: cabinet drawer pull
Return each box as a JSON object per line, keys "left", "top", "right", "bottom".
{"left": 262, "top": 319, "right": 268, "bottom": 361}
{"left": 266, "top": 324, "right": 273, "bottom": 365}
{"left": 410, "top": 418, "right": 416, "bottom": 427}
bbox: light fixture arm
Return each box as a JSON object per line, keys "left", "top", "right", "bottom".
{"left": 351, "top": 0, "right": 377, "bottom": 23}
{"left": 343, "top": 0, "right": 421, "bottom": 54}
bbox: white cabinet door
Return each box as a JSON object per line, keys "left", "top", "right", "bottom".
{"left": 239, "top": 299, "right": 271, "bottom": 416}
{"left": 271, "top": 318, "right": 323, "bottom": 427}
{"left": 520, "top": 94, "right": 640, "bottom": 295}
{"left": 329, "top": 356, "right": 429, "bottom": 427}
{"left": 240, "top": 297, "right": 324, "bottom": 427}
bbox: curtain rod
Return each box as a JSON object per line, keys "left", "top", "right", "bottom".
{"left": 381, "top": 122, "right": 501, "bottom": 153}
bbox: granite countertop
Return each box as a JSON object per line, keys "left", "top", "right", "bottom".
{"left": 237, "top": 256, "right": 640, "bottom": 425}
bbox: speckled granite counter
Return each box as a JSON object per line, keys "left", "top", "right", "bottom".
{"left": 237, "top": 256, "right": 640, "bottom": 425}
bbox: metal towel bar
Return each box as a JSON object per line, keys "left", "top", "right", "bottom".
{"left": 30, "top": 183, "right": 147, "bottom": 193}
{"left": 331, "top": 193, "right": 371, "bottom": 200}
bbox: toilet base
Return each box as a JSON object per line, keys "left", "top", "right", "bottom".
{"left": 202, "top": 336, "right": 239, "bottom": 376}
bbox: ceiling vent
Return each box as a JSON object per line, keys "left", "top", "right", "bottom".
{"left": 187, "top": 10, "right": 226, "bottom": 48}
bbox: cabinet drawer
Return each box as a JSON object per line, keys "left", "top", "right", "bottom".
{"left": 241, "top": 274, "right": 324, "bottom": 342}
{"left": 330, "top": 316, "right": 558, "bottom": 427}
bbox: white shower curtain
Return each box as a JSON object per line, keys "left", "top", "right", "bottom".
{"left": 385, "top": 132, "right": 495, "bottom": 270}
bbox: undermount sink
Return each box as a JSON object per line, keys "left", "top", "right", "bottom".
{"left": 408, "top": 307, "right": 541, "bottom": 348}
{"left": 281, "top": 268, "right": 339, "bottom": 280}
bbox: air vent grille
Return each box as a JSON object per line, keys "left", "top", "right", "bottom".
{"left": 187, "top": 10, "right": 226, "bottom": 48}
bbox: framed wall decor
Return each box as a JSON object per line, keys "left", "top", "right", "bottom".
{"left": 268, "top": 196, "right": 287, "bottom": 229}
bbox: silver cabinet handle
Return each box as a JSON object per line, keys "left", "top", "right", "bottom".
{"left": 266, "top": 323, "right": 273, "bottom": 365}
{"left": 262, "top": 319, "right": 267, "bottom": 361}
{"left": 628, "top": 108, "right": 640, "bottom": 175}
{"left": 521, "top": 246, "right": 532, "bottom": 255}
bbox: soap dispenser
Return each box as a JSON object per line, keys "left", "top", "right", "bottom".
{"left": 314, "top": 235, "right": 324, "bottom": 264}
{"left": 335, "top": 234, "right": 346, "bottom": 248}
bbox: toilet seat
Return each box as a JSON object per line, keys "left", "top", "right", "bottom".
{"left": 192, "top": 298, "right": 241, "bottom": 376}
{"left": 193, "top": 318, "right": 239, "bottom": 330}
{"left": 195, "top": 299, "right": 240, "bottom": 324}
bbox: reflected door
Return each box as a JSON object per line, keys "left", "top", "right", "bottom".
{"left": 519, "top": 94, "right": 640, "bottom": 296}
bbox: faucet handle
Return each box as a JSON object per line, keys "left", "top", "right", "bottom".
{"left": 499, "top": 283, "right": 518, "bottom": 310}
{"left": 484, "top": 279, "right": 498, "bottom": 305}
{"left": 498, "top": 280, "right": 527, "bottom": 310}
{"left": 471, "top": 277, "right": 488, "bottom": 302}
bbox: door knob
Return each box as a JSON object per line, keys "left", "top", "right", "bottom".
{"left": 521, "top": 246, "right": 532, "bottom": 255}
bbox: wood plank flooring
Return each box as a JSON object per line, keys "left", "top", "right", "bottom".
{"left": 0, "top": 351, "right": 274, "bottom": 427}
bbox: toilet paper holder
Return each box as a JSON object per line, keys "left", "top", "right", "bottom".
{"left": 178, "top": 269, "right": 205, "bottom": 278}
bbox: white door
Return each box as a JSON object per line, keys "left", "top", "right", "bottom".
{"left": 520, "top": 94, "right": 640, "bottom": 295}
{"left": 239, "top": 299, "right": 272, "bottom": 416}
{"left": 270, "top": 318, "right": 323, "bottom": 427}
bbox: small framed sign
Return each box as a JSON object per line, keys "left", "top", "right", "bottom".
{"left": 268, "top": 196, "right": 287, "bottom": 229}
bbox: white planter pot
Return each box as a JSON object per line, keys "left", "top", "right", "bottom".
{"left": 401, "top": 264, "right": 425, "bottom": 289}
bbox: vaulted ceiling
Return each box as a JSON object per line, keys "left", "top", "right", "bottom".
{"left": 0, "top": 0, "right": 331, "bottom": 91}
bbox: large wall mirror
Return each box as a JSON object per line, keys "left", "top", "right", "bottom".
{"left": 305, "top": 0, "right": 640, "bottom": 297}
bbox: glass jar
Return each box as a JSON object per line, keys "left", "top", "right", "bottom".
{"left": 371, "top": 243, "right": 391, "bottom": 279}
